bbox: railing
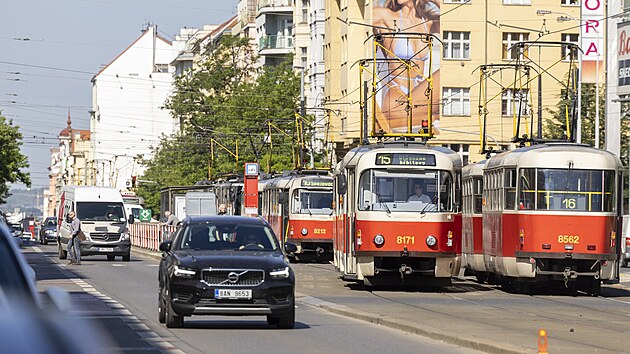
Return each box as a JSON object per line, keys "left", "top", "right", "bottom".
{"left": 129, "top": 223, "right": 176, "bottom": 252}
{"left": 259, "top": 35, "right": 294, "bottom": 50}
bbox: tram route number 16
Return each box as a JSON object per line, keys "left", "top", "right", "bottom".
{"left": 561, "top": 198, "right": 577, "bottom": 209}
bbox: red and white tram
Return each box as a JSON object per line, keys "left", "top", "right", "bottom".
{"left": 261, "top": 172, "right": 334, "bottom": 259}
{"left": 332, "top": 141, "right": 462, "bottom": 286}
{"left": 463, "top": 143, "right": 623, "bottom": 295}
{"left": 461, "top": 160, "right": 486, "bottom": 281}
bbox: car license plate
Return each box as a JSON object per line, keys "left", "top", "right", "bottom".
{"left": 214, "top": 289, "right": 252, "bottom": 299}
{"left": 98, "top": 247, "right": 114, "bottom": 252}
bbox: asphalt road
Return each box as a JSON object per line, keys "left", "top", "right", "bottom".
{"left": 29, "top": 243, "right": 480, "bottom": 354}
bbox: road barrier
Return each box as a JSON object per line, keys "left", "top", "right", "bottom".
{"left": 129, "top": 223, "right": 176, "bottom": 251}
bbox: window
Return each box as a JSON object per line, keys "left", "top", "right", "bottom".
{"left": 502, "top": 33, "right": 529, "bottom": 60}
{"left": 443, "top": 31, "right": 470, "bottom": 59}
{"left": 503, "top": 0, "right": 530, "bottom": 4}
{"left": 301, "top": 47, "right": 307, "bottom": 68}
{"left": 442, "top": 87, "right": 470, "bottom": 116}
{"left": 443, "top": 143, "right": 470, "bottom": 165}
{"left": 502, "top": 89, "right": 530, "bottom": 116}
{"left": 561, "top": 0, "right": 579, "bottom": 5}
{"left": 504, "top": 169, "right": 517, "bottom": 209}
{"left": 302, "top": 0, "right": 309, "bottom": 22}
{"left": 561, "top": 33, "right": 579, "bottom": 61}
{"left": 153, "top": 64, "right": 169, "bottom": 73}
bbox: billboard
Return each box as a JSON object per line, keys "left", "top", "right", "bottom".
{"left": 618, "top": 21, "right": 630, "bottom": 95}
{"left": 372, "top": 0, "right": 441, "bottom": 135}
{"left": 581, "top": 0, "right": 605, "bottom": 83}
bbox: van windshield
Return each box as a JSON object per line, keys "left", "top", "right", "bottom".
{"left": 77, "top": 202, "right": 126, "bottom": 221}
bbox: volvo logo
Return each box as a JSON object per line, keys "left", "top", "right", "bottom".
{"left": 227, "top": 272, "right": 240, "bottom": 284}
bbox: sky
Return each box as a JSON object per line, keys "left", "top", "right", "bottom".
{"left": 0, "top": 0, "right": 238, "bottom": 189}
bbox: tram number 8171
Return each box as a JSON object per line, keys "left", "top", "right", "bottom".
{"left": 397, "top": 236, "right": 415, "bottom": 245}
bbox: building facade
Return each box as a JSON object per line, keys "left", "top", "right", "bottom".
{"left": 90, "top": 25, "right": 184, "bottom": 191}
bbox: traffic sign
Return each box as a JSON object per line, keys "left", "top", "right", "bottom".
{"left": 138, "top": 209, "right": 152, "bottom": 222}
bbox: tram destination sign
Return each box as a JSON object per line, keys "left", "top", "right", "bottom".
{"left": 301, "top": 179, "right": 334, "bottom": 188}
{"left": 375, "top": 153, "right": 436, "bottom": 166}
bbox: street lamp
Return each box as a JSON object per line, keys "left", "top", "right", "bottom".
{"left": 537, "top": 9, "right": 583, "bottom": 144}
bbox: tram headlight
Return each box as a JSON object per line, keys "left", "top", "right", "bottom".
{"left": 373, "top": 234, "right": 385, "bottom": 247}
{"left": 426, "top": 235, "right": 437, "bottom": 247}
{"left": 301, "top": 228, "right": 308, "bottom": 236}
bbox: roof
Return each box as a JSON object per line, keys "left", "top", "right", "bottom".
{"left": 93, "top": 27, "right": 172, "bottom": 80}
{"left": 199, "top": 16, "right": 237, "bottom": 43}
{"left": 58, "top": 128, "right": 90, "bottom": 140}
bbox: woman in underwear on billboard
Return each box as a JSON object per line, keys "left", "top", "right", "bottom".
{"left": 373, "top": 0, "right": 441, "bottom": 134}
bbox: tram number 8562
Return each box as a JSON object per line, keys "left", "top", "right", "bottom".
{"left": 557, "top": 235, "right": 580, "bottom": 244}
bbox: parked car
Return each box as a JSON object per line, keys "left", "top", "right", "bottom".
{"left": 39, "top": 217, "right": 58, "bottom": 245}
{"left": 7, "top": 222, "right": 24, "bottom": 248}
{"left": 158, "top": 216, "right": 297, "bottom": 329}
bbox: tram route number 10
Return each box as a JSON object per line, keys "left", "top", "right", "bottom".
{"left": 397, "top": 236, "right": 415, "bottom": 245}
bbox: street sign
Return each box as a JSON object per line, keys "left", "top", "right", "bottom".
{"left": 138, "top": 209, "right": 152, "bottom": 222}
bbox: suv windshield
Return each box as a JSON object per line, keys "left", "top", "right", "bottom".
{"left": 77, "top": 202, "right": 126, "bottom": 221}
{"left": 176, "top": 222, "right": 279, "bottom": 251}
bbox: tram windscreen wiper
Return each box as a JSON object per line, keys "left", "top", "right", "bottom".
{"left": 375, "top": 192, "right": 391, "bottom": 215}
{"left": 420, "top": 196, "right": 438, "bottom": 215}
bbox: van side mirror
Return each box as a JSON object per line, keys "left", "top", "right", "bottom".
{"left": 159, "top": 240, "right": 172, "bottom": 252}
{"left": 128, "top": 215, "right": 135, "bottom": 224}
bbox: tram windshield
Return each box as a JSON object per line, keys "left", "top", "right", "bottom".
{"left": 291, "top": 189, "right": 333, "bottom": 215}
{"left": 358, "top": 170, "right": 454, "bottom": 212}
{"left": 519, "top": 169, "right": 615, "bottom": 212}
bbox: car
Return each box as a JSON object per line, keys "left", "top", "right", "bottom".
{"left": 39, "top": 217, "right": 58, "bottom": 245}
{"left": 7, "top": 222, "right": 24, "bottom": 248}
{"left": 158, "top": 215, "right": 297, "bottom": 329}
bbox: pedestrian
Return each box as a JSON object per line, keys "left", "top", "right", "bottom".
{"left": 218, "top": 204, "right": 227, "bottom": 215}
{"left": 67, "top": 211, "right": 82, "bottom": 265}
{"left": 150, "top": 214, "right": 160, "bottom": 223}
{"left": 163, "top": 211, "right": 180, "bottom": 226}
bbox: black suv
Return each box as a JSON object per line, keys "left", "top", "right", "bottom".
{"left": 39, "top": 217, "right": 57, "bottom": 245}
{"left": 158, "top": 216, "right": 297, "bottom": 329}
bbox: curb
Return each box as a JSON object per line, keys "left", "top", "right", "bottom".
{"left": 297, "top": 294, "right": 529, "bottom": 354}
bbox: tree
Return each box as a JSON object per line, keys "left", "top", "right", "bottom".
{"left": 0, "top": 113, "right": 30, "bottom": 204}
{"left": 137, "top": 36, "right": 302, "bottom": 212}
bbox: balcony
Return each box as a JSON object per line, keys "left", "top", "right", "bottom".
{"left": 258, "top": 0, "right": 292, "bottom": 10}
{"left": 259, "top": 35, "right": 293, "bottom": 50}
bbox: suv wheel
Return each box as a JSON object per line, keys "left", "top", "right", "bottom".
{"left": 122, "top": 254, "right": 131, "bottom": 262}
{"left": 164, "top": 292, "right": 183, "bottom": 328}
{"left": 158, "top": 289, "right": 166, "bottom": 324}
{"left": 274, "top": 298, "right": 295, "bottom": 329}
{"left": 107, "top": 255, "right": 116, "bottom": 261}
{"left": 58, "top": 242, "right": 67, "bottom": 260}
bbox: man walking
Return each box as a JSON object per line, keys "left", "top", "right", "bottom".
{"left": 67, "top": 211, "right": 82, "bottom": 265}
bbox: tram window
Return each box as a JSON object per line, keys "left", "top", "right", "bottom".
{"left": 519, "top": 169, "right": 535, "bottom": 210}
{"left": 504, "top": 169, "right": 517, "bottom": 210}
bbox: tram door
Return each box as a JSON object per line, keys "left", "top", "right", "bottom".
{"left": 345, "top": 168, "right": 357, "bottom": 275}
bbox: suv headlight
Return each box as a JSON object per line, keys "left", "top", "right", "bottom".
{"left": 122, "top": 229, "right": 130, "bottom": 241}
{"left": 173, "top": 265, "right": 196, "bottom": 278}
{"left": 269, "top": 266, "right": 290, "bottom": 279}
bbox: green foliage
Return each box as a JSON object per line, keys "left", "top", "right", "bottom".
{"left": 137, "top": 36, "right": 303, "bottom": 211}
{"left": 0, "top": 113, "right": 30, "bottom": 204}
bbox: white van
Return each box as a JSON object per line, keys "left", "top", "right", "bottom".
{"left": 57, "top": 186, "right": 134, "bottom": 261}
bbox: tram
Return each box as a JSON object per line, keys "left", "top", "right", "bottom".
{"left": 461, "top": 160, "right": 486, "bottom": 281}
{"left": 333, "top": 141, "right": 462, "bottom": 286}
{"left": 214, "top": 178, "right": 243, "bottom": 215}
{"left": 463, "top": 144, "right": 623, "bottom": 295}
{"left": 261, "top": 171, "right": 334, "bottom": 259}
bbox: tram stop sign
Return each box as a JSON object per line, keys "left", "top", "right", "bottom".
{"left": 138, "top": 209, "right": 152, "bottom": 222}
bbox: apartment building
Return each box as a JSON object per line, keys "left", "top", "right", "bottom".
{"left": 324, "top": 0, "right": 581, "bottom": 164}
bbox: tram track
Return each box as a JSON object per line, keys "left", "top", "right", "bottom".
{"left": 363, "top": 281, "right": 630, "bottom": 352}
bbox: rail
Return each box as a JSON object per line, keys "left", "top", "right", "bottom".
{"left": 129, "top": 223, "right": 177, "bottom": 252}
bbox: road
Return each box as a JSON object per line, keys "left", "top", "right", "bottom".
{"left": 28, "top": 243, "right": 479, "bottom": 354}
{"left": 27, "top": 242, "right": 630, "bottom": 353}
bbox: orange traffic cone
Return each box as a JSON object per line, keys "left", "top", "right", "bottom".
{"left": 538, "top": 329, "right": 549, "bottom": 354}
